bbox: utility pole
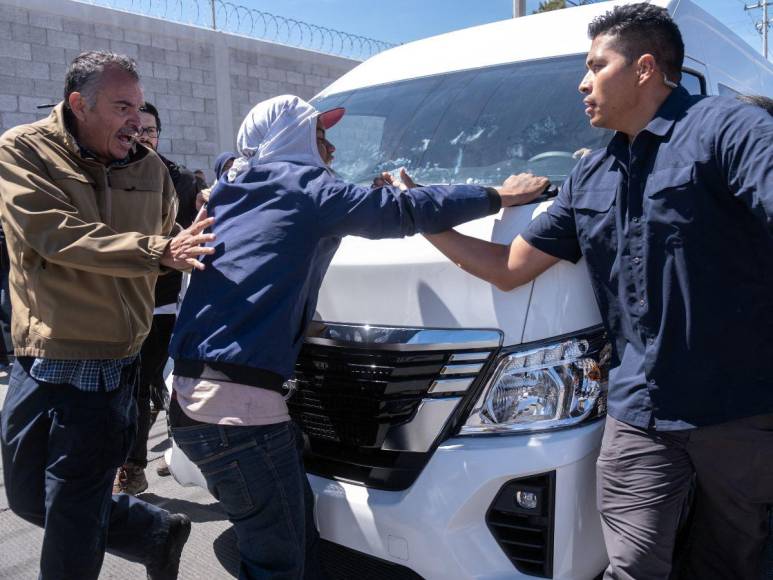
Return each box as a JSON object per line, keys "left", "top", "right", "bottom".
{"left": 210, "top": 0, "right": 217, "bottom": 30}
{"left": 513, "top": 0, "right": 526, "bottom": 17}
{"left": 745, "top": 0, "right": 771, "bottom": 60}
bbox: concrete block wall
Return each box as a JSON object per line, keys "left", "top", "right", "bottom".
{"left": 0, "top": 0, "right": 357, "bottom": 179}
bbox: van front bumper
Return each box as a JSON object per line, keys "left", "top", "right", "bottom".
{"left": 310, "top": 419, "right": 607, "bottom": 580}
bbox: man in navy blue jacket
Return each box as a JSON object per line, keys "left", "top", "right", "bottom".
{"left": 167, "top": 95, "right": 549, "bottom": 579}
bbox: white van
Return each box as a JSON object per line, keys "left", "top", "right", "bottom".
{"left": 166, "top": 1, "right": 773, "bottom": 578}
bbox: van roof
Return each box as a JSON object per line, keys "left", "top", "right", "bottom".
{"left": 319, "top": 0, "right": 672, "bottom": 96}
{"left": 318, "top": 0, "right": 769, "bottom": 98}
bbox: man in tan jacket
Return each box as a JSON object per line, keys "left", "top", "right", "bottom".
{"left": 0, "top": 51, "right": 214, "bottom": 580}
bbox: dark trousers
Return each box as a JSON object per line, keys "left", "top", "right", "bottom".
{"left": 0, "top": 243, "right": 12, "bottom": 363}
{"left": 127, "top": 313, "right": 175, "bottom": 467}
{"left": 597, "top": 414, "right": 773, "bottom": 580}
{"left": 0, "top": 358, "right": 171, "bottom": 580}
{"left": 170, "top": 401, "right": 322, "bottom": 580}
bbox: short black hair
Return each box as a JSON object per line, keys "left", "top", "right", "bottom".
{"left": 64, "top": 51, "right": 139, "bottom": 108}
{"left": 588, "top": 3, "right": 684, "bottom": 82}
{"left": 140, "top": 101, "right": 161, "bottom": 132}
{"left": 736, "top": 94, "right": 773, "bottom": 116}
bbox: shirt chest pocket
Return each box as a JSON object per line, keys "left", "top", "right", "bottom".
{"left": 108, "top": 173, "right": 164, "bottom": 234}
{"left": 573, "top": 188, "right": 617, "bottom": 250}
{"left": 48, "top": 167, "right": 102, "bottom": 221}
{"left": 643, "top": 165, "right": 694, "bottom": 228}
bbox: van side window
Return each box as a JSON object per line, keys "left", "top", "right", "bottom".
{"left": 681, "top": 70, "right": 705, "bottom": 95}
{"left": 718, "top": 84, "right": 741, "bottom": 97}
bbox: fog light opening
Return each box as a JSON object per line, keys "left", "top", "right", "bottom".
{"left": 515, "top": 489, "right": 539, "bottom": 511}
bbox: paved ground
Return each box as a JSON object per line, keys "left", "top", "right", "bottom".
{"left": 2, "top": 370, "right": 772, "bottom": 580}
{"left": 0, "top": 374, "right": 241, "bottom": 580}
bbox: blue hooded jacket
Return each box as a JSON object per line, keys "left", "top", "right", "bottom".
{"left": 169, "top": 96, "right": 500, "bottom": 391}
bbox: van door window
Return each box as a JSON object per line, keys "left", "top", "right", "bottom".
{"left": 718, "top": 83, "right": 741, "bottom": 97}
{"left": 314, "top": 55, "right": 612, "bottom": 188}
{"left": 681, "top": 70, "right": 706, "bottom": 95}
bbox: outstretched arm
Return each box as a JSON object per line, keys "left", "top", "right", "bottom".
{"left": 317, "top": 169, "right": 549, "bottom": 240}
{"left": 424, "top": 231, "right": 560, "bottom": 292}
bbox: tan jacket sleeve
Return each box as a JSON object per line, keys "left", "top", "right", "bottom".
{"left": 161, "top": 169, "right": 179, "bottom": 237}
{"left": 0, "top": 134, "right": 173, "bottom": 278}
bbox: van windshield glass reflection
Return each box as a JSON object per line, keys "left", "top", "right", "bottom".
{"left": 313, "top": 55, "right": 612, "bottom": 187}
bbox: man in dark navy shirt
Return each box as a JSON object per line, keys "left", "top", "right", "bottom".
{"left": 424, "top": 4, "right": 773, "bottom": 578}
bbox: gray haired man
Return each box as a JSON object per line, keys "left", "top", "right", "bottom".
{"left": 0, "top": 51, "right": 214, "bottom": 579}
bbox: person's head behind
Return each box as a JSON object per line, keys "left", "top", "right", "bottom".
{"left": 64, "top": 51, "right": 143, "bottom": 163}
{"left": 138, "top": 101, "right": 161, "bottom": 151}
{"left": 737, "top": 94, "right": 773, "bottom": 116}
{"left": 580, "top": 3, "right": 684, "bottom": 135}
{"left": 230, "top": 95, "right": 344, "bottom": 181}
{"left": 214, "top": 152, "right": 237, "bottom": 180}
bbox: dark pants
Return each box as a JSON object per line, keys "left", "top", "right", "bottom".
{"left": 0, "top": 241, "right": 12, "bottom": 364}
{"left": 170, "top": 401, "right": 322, "bottom": 580}
{"left": 0, "top": 358, "right": 171, "bottom": 580}
{"left": 128, "top": 313, "right": 175, "bottom": 467}
{"left": 597, "top": 414, "right": 773, "bottom": 580}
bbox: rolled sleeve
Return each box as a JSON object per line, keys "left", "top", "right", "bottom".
{"left": 521, "top": 182, "right": 582, "bottom": 263}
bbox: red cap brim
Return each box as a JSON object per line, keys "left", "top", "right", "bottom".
{"left": 319, "top": 107, "right": 345, "bottom": 129}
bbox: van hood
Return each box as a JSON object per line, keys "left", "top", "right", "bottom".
{"left": 315, "top": 202, "right": 600, "bottom": 346}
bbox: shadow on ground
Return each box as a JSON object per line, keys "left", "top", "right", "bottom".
{"left": 150, "top": 439, "right": 171, "bottom": 453}
{"left": 213, "top": 527, "right": 240, "bottom": 578}
{"left": 139, "top": 492, "right": 227, "bottom": 524}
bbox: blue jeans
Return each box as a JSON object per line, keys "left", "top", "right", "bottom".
{"left": 0, "top": 358, "right": 171, "bottom": 580}
{"left": 171, "top": 414, "right": 322, "bottom": 580}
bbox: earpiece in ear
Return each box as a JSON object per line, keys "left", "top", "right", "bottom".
{"left": 663, "top": 73, "right": 678, "bottom": 89}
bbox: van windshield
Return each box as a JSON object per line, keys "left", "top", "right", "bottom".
{"left": 313, "top": 55, "right": 611, "bottom": 187}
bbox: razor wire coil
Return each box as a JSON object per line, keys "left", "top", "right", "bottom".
{"left": 75, "top": 0, "right": 396, "bottom": 60}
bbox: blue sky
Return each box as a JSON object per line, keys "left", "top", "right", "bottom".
{"left": 237, "top": 0, "right": 767, "bottom": 58}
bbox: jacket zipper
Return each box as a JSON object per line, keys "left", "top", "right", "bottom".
{"left": 104, "top": 165, "right": 134, "bottom": 344}
{"left": 104, "top": 167, "right": 112, "bottom": 227}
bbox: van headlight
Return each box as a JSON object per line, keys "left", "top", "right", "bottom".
{"left": 460, "top": 330, "right": 611, "bottom": 434}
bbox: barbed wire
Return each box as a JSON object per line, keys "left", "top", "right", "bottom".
{"left": 75, "top": 0, "right": 397, "bottom": 60}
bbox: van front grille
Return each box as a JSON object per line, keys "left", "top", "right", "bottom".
{"left": 288, "top": 323, "right": 501, "bottom": 490}
{"left": 291, "top": 345, "right": 448, "bottom": 447}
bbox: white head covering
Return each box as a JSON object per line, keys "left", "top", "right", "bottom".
{"left": 228, "top": 94, "right": 328, "bottom": 181}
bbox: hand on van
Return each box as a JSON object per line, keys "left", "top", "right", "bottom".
{"left": 494, "top": 173, "right": 550, "bottom": 207}
{"left": 372, "top": 167, "right": 417, "bottom": 191}
{"left": 371, "top": 168, "right": 549, "bottom": 209}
